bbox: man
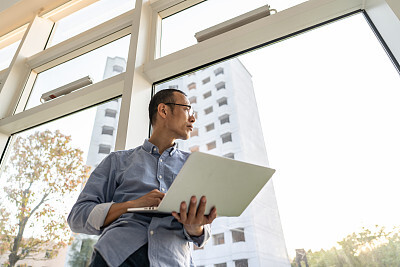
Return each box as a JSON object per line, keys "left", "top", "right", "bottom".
{"left": 68, "top": 89, "right": 217, "bottom": 267}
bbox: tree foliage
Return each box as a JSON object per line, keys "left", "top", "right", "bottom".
{"left": 68, "top": 236, "right": 97, "bottom": 267}
{"left": 0, "top": 130, "right": 90, "bottom": 267}
{"left": 293, "top": 225, "right": 400, "bottom": 267}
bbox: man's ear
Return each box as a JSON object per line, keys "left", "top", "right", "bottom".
{"left": 158, "top": 103, "right": 168, "bottom": 119}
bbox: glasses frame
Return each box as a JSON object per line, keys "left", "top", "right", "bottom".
{"left": 164, "top": 103, "right": 194, "bottom": 116}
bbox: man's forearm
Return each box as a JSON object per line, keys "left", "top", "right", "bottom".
{"left": 103, "top": 201, "right": 131, "bottom": 227}
{"left": 103, "top": 190, "right": 165, "bottom": 227}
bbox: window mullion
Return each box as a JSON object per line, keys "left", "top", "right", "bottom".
{"left": 115, "top": 0, "right": 153, "bottom": 151}
{"left": 0, "top": 15, "right": 54, "bottom": 165}
{"left": 0, "top": 16, "right": 54, "bottom": 119}
{"left": 0, "top": 73, "right": 124, "bottom": 136}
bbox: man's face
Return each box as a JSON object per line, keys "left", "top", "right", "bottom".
{"left": 165, "top": 92, "right": 196, "bottom": 140}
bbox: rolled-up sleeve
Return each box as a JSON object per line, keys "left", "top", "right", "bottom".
{"left": 68, "top": 153, "right": 117, "bottom": 235}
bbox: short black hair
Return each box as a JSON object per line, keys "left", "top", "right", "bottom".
{"left": 149, "top": 89, "right": 187, "bottom": 125}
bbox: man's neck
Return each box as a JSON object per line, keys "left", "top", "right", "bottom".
{"left": 148, "top": 134, "right": 175, "bottom": 155}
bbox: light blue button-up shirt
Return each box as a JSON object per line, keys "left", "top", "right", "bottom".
{"left": 68, "top": 139, "right": 210, "bottom": 267}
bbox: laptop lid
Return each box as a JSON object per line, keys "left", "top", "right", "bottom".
{"left": 127, "top": 151, "right": 275, "bottom": 217}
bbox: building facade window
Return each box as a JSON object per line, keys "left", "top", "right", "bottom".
{"left": 203, "top": 91, "right": 212, "bottom": 99}
{"left": 231, "top": 228, "right": 245, "bottom": 243}
{"left": 219, "top": 114, "right": 230, "bottom": 124}
{"left": 217, "top": 97, "right": 228, "bottom": 106}
{"left": 188, "top": 82, "right": 196, "bottom": 90}
{"left": 113, "top": 65, "right": 124, "bottom": 72}
{"left": 215, "top": 81, "right": 226, "bottom": 90}
{"left": 206, "top": 123, "right": 215, "bottom": 132}
{"left": 105, "top": 109, "right": 117, "bottom": 118}
{"left": 98, "top": 144, "right": 111, "bottom": 154}
{"left": 212, "top": 233, "right": 225, "bottom": 245}
{"left": 224, "top": 153, "right": 235, "bottom": 159}
{"left": 189, "top": 96, "right": 197, "bottom": 104}
{"left": 207, "top": 141, "right": 216, "bottom": 150}
{"left": 190, "top": 145, "right": 199, "bottom": 152}
{"left": 214, "top": 67, "right": 224, "bottom": 76}
{"left": 204, "top": 106, "right": 213, "bottom": 115}
{"left": 191, "top": 128, "right": 199, "bottom": 137}
{"left": 221, "top": 132, "right": 232, "bottom": 143}
{"left": 101, "top": 126, "right": 114, "bottom": 135}
{"left": 215, "top": 263, "right": 227, "bottom": 267}
{"left": 202, "top": 77, "right": 210, "bottom": 84}
{"left": 234, "top": 259, "right": 248, "bottom": 267}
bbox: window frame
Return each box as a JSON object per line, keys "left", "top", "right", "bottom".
{"left": 0, "top": 0, "right": 399, "bottom": 178}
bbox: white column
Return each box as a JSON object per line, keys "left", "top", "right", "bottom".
{"left": 0, "top": 16, "right": 54, "bottom": 118}
{"left": 0, "top": 15, "right": 53, "bottom": 161}
{"left": 116, "top": 0, "right": 154, "bottom": 150}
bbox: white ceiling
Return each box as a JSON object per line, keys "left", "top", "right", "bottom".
{"left": 0, "top": 0, "right": 70, "bottom": 37}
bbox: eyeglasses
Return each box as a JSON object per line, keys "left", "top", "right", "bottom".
{"left": 164, "top": 103, "right": 194, "bottom": 117}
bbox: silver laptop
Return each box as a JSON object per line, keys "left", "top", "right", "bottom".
{"left": 127, "top": 152, "right": 275, "bottom": 217}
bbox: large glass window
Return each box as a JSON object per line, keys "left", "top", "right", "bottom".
{"left": 24, "top": 35, "right": 129, "bottom": 111}
{"left": 154, "top": 13, "right": 400, "bottom": 267}
{"left": 0, "top": 98, "right": 121, "bottom": 266}
{"left": 238, "top": 13, "right": 400, "bottom": 265}
{"left": 0, "top": 40, "right": 20, "bottom": 71}
{"left": 47, "top": 0, "right": 135, "bottom": 47}
{"left": 160, "top": 0, "right": 308, "bottom": 57}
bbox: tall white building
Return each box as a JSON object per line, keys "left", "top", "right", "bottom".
{"left": 156, "top": 58, "right": 290, "bottom": 267}
{"left": 86, "top": 56, "right": 125, "bottom": 170}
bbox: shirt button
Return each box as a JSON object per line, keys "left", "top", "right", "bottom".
{"left": 159, "top": 175, "right": 162, "bottom": 179}
{"left": 150, "top": 230, "right": 154, "bottom": 235}
{"left": 161, "top": 188, "right": 165, "bottom": 192}
{"left": 160, "top": 159, "right": 163, "bottom": 162}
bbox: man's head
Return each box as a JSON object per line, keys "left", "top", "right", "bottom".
{"left": 149, "top": 89, "right": 187, "bottom": 125}
{"left": 149, "top": 89, "right": 195, "bottom": 140}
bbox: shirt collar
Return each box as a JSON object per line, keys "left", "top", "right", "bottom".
{"left": 143, "top": 139, "right": 177, "bottom": 156}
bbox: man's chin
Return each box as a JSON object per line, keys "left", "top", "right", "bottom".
{"left": 182, "top": 133, "right": 191, "bottom": 140}
{"left": 176, "top": 134, "right": 190, "bottom": 140}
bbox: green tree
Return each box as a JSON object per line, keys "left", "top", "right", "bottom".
{"left": 0, "top": 130, "right": 90, "bottom": 267}
{"left": 303, "top": 225, "right": 400, "bottom": 267}
{"left": 68, "top": 236, "right": 97, "bottom": 267}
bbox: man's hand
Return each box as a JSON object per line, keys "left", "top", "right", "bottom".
{"left": 104, "top": 189, "right": 165, "bottom": 227}
{"left": 172, "top": 196, "right": 217, "bottom": 237}
{"left": 129, "top": 189, "right": 165, "bottom": 208}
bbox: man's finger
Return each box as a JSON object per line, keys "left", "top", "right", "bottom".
{"left": 196, "top": 196, "right": 207, "bottom": 219}
{"left": 187, "top": 196, "right": 197, "bottom": 219}
{"left": 179, "top": 201, "right": 187, "bottom": 222}
{"left": 206, "top": 207, "right": 217, "bottom": 224}
{"left": 210, "top": 207, "right": 217, "bottom": 219}
{"left": 172, "top": 211, "right": 180, "bottom": 221}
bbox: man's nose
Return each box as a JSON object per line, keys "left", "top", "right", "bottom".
{"left": 189, "top": 114, "right": 196, "bottom": 123}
